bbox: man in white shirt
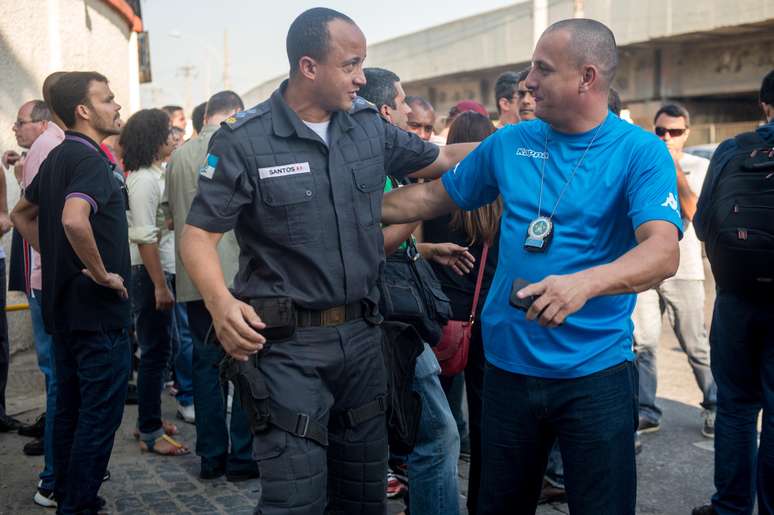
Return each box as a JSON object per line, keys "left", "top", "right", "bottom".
{"left": 633, "top": 103, "right": 717, "bottom": 438}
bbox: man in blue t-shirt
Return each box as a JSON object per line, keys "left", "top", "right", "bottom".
{"left": 382, "top": 19, "right": 682, "bottom": 514}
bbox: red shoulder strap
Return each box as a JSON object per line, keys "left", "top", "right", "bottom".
{"left": 469, "top": 244, "right": 490, "bottom": 322}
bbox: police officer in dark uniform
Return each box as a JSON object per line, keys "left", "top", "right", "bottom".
{"left": 180, "top": 8, "right": 476, "bottom": 515}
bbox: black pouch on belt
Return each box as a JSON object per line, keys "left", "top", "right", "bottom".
{"left": 246, "top": 297, "right": 296, "bottom": 341}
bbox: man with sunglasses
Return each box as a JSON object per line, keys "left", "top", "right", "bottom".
{"left": 632, "top": 103, "right": 717, "bottom": 438}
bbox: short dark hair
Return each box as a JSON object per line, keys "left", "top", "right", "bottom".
{"left": 286, "top": 7, "right": 355, "bottom": 76}
{"left": 191, "top": 102, "right": 207, "bottom": 134}
{"left": 360, "top": 68, "right": 400, "bottom": 110}
{"left": 29, "top": 100, "right": 51, "bottom": 122}
{"left": 205, "top": 90, "right": 244, "bottom": 118}
{"left": 49, "top": 71, "right": 108, "bottom": 128}
{"left": 406, "top": 95, "right": 434, "bottom": 113}
{"left": 119, "top": 108, "right": 170, "bottom": 172}
{"left": 607, "top": 88, "right": 622, "bottom": 116}
{"left": 761, "top": 69, "right": 774, "bottom": 105}
{"left": 516, "top": 67, "right": 530, "bottom": 84}
{"left": 42, "top": 71, "right": 66, "bottom": 109}
{"left": 494, "top": 71, "right": 519, "bottom": 113}
{"left": 162, "top": 105, "right": 183, "bottom": 116}
{"left": 654, "top": 103, "right": 690, "bottom": 127}
{"left": 545, "top": 18, "right": 618, "bottom": 84}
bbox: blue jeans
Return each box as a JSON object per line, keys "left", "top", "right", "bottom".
{"left": 52, "top": 329, "right": 130, "bottom": 514}
{"left": 170, "top": 295, "right": 193, "bottom": 407}
{"left": 478, "top": 360, "right": 638, "bottom": 515}
{"left": 406, "top": 344, "right": 460, "bottom": 515}
{"left": 131, "top": 265, "right": 174, "bottom": 441}
{"left": 30, "top": 290, "right": 57, "bottom": 490}
{"left": 440, "top": 372, "right": 470, "bottom": 454}
{"left": 709, "top": 291, "right": 773, "bottom": 515}
{"left": 187, "top": 301, "right": 254, "bottom": 471}
{"left": 633, "top": 281, "right": 717, "bottom": 424}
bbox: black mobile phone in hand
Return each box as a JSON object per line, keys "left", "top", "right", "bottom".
{"left": 509, "top": 278, "right": 535, "bottom": 311}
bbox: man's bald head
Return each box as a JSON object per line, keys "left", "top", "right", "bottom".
{"left": 544, "top": 18, "right": 618, "bottom": 86}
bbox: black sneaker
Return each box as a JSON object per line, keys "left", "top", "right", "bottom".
{"left": 692, "top": 504, "right": 716, "bottom": 515}
{"left": 701, "top": 410, "right": 715, "bottom": 439}
{"left": 638, "top": 416, "right": 660, "bottom": 434}
{"left": 23, "top": 438, "right": 45, "bottom": 456}
{"left": 0, "top": 414, "right": 23, "bottom": 432}
{"left": 200, "top": 460, "right": 226, "bottom": 480}
{"left": 33, "top": 483, "right": 57, "bottom": 508}
{"left": 18, "top": 413, "right": 46, "bottom": 438}
{"left": 226, "top": 466, "right": 259, "bottom": 482}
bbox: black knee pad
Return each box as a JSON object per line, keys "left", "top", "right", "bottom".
{"left": 326, "top": 432, "right": 388, "bottom": 515}
{"left": 255, "top": 430, "right": 327, "bottom": 514}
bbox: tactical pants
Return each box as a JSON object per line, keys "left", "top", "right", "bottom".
{"left": 253, "top": 319, "right": 388, "bottom": 515}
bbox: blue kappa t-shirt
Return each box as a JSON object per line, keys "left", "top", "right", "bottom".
{"left": 442, "top": 112, "right": 683, "bottom": 379}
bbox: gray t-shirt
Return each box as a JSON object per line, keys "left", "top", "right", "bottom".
{"left": 671, "top": 152, "right": 709, "bottom": 281}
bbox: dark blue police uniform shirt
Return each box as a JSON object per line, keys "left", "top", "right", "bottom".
{"left": 186, "top": 82, "right": 440, "bottom": 310}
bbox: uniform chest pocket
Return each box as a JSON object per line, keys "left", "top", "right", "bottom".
{"left": 351, "top": 160, "right": 386, "bottom": 227}
{"left": 259, "top": 172, "right": 319, "bottom": 245}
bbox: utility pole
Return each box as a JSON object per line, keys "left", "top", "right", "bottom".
{"left": 176, "top": 64, "right": 198, "bottom": 114}
{"left": 573, "top": 0, "right": 584, "bottom": 18}
{"left": 533, "top": 0, "right": 548, "bottom": 50}
{"left": 223, "top": 30, "right": 231, "bottom": 90}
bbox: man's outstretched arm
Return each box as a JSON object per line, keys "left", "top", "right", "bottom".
{"left": 381, "top": 179, "right": 458, "bottom": 225}
{"left": 408, "top": 143, "right": 478, "bottom": 180}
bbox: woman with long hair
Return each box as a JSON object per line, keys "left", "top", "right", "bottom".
{"left": 422, "top": 110, "right": 501, "bottom": 514}
{"left": 120, "top": 109, "right": 189, "bottom": 456}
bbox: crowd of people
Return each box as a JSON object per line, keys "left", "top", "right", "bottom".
{"left": 0, "top": 6, "right": 772, "bottom": 515}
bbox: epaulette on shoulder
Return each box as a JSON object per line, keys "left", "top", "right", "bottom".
{"left": 223, "top": 103, "right": 269, "bottom": 130}
{"left": 349, "top": 96, "right": 378, "bottom": 115}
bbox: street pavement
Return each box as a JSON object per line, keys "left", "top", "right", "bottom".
{"left": 0, "top": 266, "right": 720, "bottom": 514}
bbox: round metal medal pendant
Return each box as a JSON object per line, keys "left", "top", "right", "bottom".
{"left": 528, "top": 217, "right": 553, "bottom": 240}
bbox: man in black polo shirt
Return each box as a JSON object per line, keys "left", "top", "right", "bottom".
{"left": 12, "top": 71, "right": 130, "bottom": 515}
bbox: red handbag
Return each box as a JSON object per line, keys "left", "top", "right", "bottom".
{"left": 433, "top": 244, "right": 489, "bottom": 376}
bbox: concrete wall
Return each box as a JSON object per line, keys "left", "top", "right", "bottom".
{"left": 243, "top": 0, "right": 774, "bottom": 116}
{"left": 0, "top": 0, "right": 139, "bottom": 353}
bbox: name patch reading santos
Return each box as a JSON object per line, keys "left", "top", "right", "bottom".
{"left": 258, "top": 162, "right": 311, "bottom": 180}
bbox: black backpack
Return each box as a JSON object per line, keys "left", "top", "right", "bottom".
{"left": 703, "top": 132, "right": 774, "bottom": 296}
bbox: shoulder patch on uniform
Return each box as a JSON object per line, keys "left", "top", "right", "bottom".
{"left": 199, "top": 153, "right": 219, "bottom": 180}
{"left": 349, "top": 96, "right": 378, "bottom": 114}
{"left": 222, "top": 102, "right": 269, "bottom": 130}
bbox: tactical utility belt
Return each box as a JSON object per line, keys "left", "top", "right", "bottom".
{"left": 218, "top": 296, "right": 384, "bottom": 447}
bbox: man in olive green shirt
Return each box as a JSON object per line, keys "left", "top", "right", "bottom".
{"left": 163, "top": 90, "right": 258, "bottom": 481}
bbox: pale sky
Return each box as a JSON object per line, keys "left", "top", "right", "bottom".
{"left": 139, "top": 0, "right": 519, "bottom": 109}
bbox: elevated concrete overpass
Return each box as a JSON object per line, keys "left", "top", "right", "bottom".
{"left": 244, "top": 0, "right": 774, "bottom": 144}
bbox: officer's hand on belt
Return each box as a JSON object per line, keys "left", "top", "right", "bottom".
{"left": 210, "top": 294, "right": 267, "bottom": 361}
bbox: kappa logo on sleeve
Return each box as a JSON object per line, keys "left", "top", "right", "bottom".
{"left": 661, "top": 192, "right": 679, "bottom": 212}
{"left": 258, "top": 162, "right": 311, "bottom": 180}
{"left": 199, "top": 154, "right": 219, "bottom": 180}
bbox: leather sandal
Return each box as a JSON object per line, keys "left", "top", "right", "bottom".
{"left": 133, "top": 420, "right": 178, "bottom": 440}
{"left": 139, "top": 434, "right": 190, "bottom": 456}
